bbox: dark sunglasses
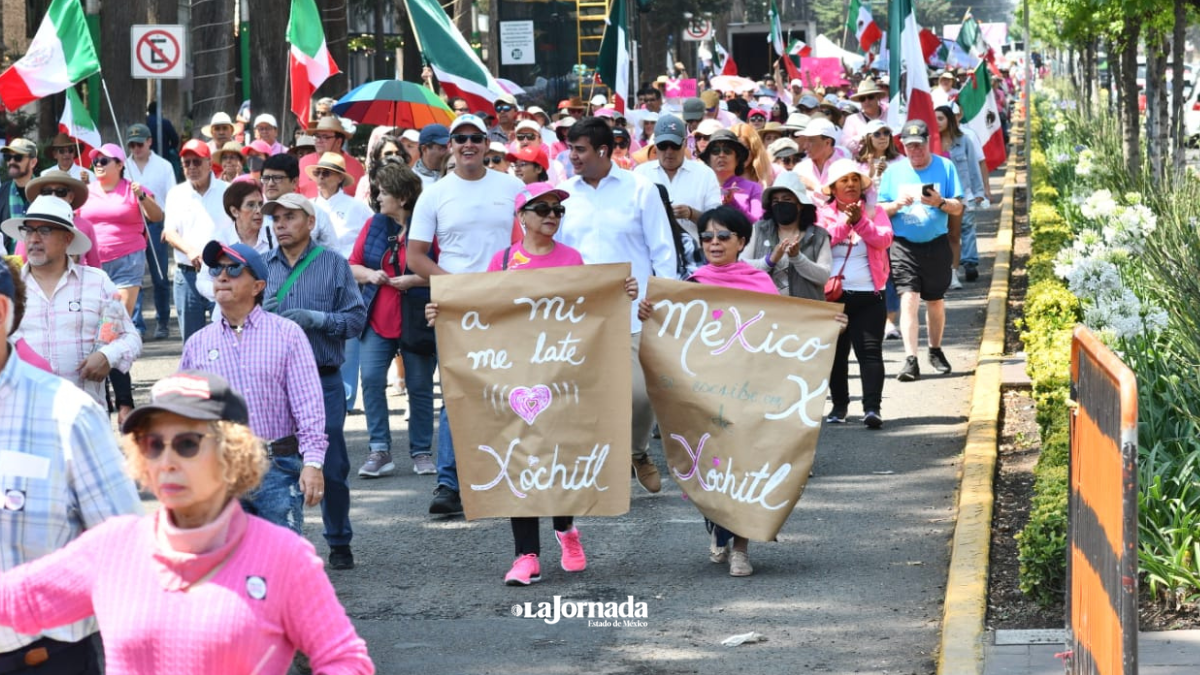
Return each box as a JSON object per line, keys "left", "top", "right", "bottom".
{"left": 699, "top": 230, "right": 736, "bottom": 242}
{"left": 778, "top": 156, "right": 798, "bottom": 167}
{"left": 615, "top": 140, "right": 629, "bottom": 148}
{"left": 871, "top": 129, "right": 892, "bottom": 138}
{"left": 39, "top": 187, "right": 72, "bottom": 198}
{"left": 708, "top": 144, "right": 737, "bottom": 156}
{"left": 18, "top": 224, "right": 64, "bottom": 237}
{"left": 452, "top": 133, "right": 487, "bottom": 145}
{"left": 523, "top": 203, "right": 566, "bottom": 217}
{"left": 208, "top": 262, "right": 248, "bottom": 278}
{"left": 495, "top": 104, "right": 515, "bottom": 113}
{"left": 93, "top": 157, "right": 119, "bottom": 167}
{"left": 483, "top": 156, "right": 505, "bottom": 166}
{"left": 3, "top": 153, "right": 24, "bottom": 163}
{"left": 126, "top": 141, "right": 145, "bottom": 148}
{"left": 313, "top": 168, "right": 339, "bottom": 178}
{"left": 655, "top": 141, "right": 682, "bottom": 152}
{"left": 181, "top": 158, "right": 206, "bottom": 167}
{"left": 136, "top": 431, "right": 209, "bottom": 460}
{"left": 515, "top": 133, "right": 538, "bottom": 141}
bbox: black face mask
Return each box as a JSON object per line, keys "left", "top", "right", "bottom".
{"left": 771, "top": 201, "right": 799, "bottom": 225}
{"left": 247, "top": 156, "right": 265, "bottom": 173}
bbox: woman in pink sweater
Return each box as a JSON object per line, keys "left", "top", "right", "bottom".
{"left": 0, "top": 371, "right": 374, "bottom": 675}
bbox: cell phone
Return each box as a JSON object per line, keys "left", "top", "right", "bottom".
{"left": 922, "top": 183, "right": 935, "bottom": 197}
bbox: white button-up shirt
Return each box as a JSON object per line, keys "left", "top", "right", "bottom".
{"left": 123, "top": 153, "right": 177, "bottom": 217}
{"left": 163, "top": 177, "right": 234, "bottom": 265}
{"left": 634, "top": 158, "right": 722, "bottom": 240}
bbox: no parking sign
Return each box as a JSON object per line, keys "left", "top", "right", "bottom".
{"left": 131, "top": 25, "right": 186, "bottom": 79}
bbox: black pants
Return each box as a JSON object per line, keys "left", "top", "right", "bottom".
{"left": 829, "top": 290, "right": 887, "bottom": 413}
{"left": 109, "top": 369, "right": 134, "bottom": 409}
{"left": 511, "top": 516, "right": 574, "bottom": 556}
{"left": 0, "top": 636, "right": 101, "bottom": 675}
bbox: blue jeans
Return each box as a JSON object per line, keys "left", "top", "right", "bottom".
{"left": 173, "top": 267, "right": 213, "bottom": 343}
{"left": 343, "top": 337, "right": 360, "bottom": 409}
{"left": 319, "top": 371, "right": 352, "bottom": 546}
{"left": 436, "top": 405, "right": 458, "bottom": 491}
{"left": 132, "top": 221, "right": 172, "bottom": 334}
{"left": 959, "top": 207, "right": 979, "bottom": 266}
{"left": 885, "top": 277, "right": 900, "bottom": 314}
{"left": 359, "top": 326, "right": 399, "bottom": 452}
{"left": 241, "top": 454, "right": 304, "bottom": 533}
{"left": 401, "top": 348, "right": 437, "bottom": 458}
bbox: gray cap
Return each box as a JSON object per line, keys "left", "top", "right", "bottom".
{"left": 126, "top": 124, "right": 152, "bottom": 143}
{"left": 653, "top": 115, "right": 686, "bottom": 146}
{"left": 681, "top": 98, "right": 705, "bottom": 122}
{"left": 797, "top": 94, "right": 820, "bottom": 109}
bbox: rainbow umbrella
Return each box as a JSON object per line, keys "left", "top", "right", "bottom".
{"left": 332, "top": 80, "right": 456, "bottom": 128}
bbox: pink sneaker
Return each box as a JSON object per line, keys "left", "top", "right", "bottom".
{"left": 504, "top": 554, "right": 541, "bottom": 586}
{"left": 555, "top": 527, "right": 587, "bottom": 572}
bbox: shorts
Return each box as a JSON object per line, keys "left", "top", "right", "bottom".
{"left": 102, "top": 250, "right": 147, "bottom": 289}
{"left": 890, "top": 235, "right": 951, "bottom": 302}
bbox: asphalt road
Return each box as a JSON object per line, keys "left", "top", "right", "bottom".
{"left": 127, "top": 188, "right": 999, "bottom": 674}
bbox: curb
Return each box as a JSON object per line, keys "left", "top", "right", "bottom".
{"left": 936, "top": 135, "right": 1022, "bottom": 674}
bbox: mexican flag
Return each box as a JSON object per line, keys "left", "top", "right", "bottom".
{"left": 887, "top": 0, "right": 940, "bottom": 155}
{"left": 59, "top": 87, "right": 101, "bottom": 162}
{"left": 596, "top": 0, "right": 629, "bottom": 112}
{"left": 847, "top": 0, "right": 883, "bottom": 53}
{"left": 960, "top": 61, "right": 1006, "bottom": 171}
{"left": 404, "top": 0, "right": 508, "bottom": 116}
{"left": 287, "top": 0, "right": 340, "bottom": 129}
{"left": 956, "top": 10, "right": 984, "bottom": 56}
{"left": 714, "top": 41, "right": 738, "bottom": 76}
{"left": 767, "top": 0, "right": 785, "bottom": 57}
{"left": 0, "top": 0, "right": 99, "bottom": 111}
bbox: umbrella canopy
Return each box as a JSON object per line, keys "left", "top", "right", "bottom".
{"left": 710, "top": 75, "right": 758, "bottom": 94}
{"left": 333, "top": 80, "right": 456, "bottom": 129}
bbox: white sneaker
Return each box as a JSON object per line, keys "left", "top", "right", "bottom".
{"left": 949, "top": 268, "right": 964, "bottom": 290}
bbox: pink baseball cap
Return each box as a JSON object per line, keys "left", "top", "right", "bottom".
{"left": 514, "top": 182, "right": 569, "bottom": 212}
{"left": 242, "top": 140, "right": 274, "bottom": 156}
{"left": 88, "top": 143, "right": 126, "bottom": 164}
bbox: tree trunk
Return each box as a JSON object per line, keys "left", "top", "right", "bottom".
{"left": 1108, "top": 39, "right": 1120, "bottom": 118}
{"left": 1120, "top": 18, "right": 1141, "bottom": 177}
{"left": 95, "top": 0, "right": 148, "bottom": 140}
{"left": 1145, "top": 27, "right": 1161, "bottom": 178}
{"left": 373, "top": 0, "right": 387, "bottom": 80}
{"left": 191, "top": 0, "right": 237, "bottom": 125}
{"left": 249, "top": 0, "right": 291, "bottom": 134}
{"left": 396, "top": 0, "right": 423, "bottom": 83}
{"left": 148, "top": 0, "right": 182, "bottom": 135}
{"left": 316, "top": 0, "right": 350, "bottom": 99}
{"left": 1172, "top": 0, "right": 1187, "bottom": 172}
{"left": 1082, "top": 40, "right": 1093, "bottom": 115}
{"left": 1154, "top": 32, "right": 1169, "bottom": 182}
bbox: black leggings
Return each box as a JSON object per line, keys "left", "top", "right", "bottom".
{"left": 511, "top": 516, "right": 574, "bottom": 556}
{"left": 829, "top": 290, "right": 887, "bottom": 413}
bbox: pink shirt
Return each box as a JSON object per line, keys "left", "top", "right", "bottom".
{"left": 80, "top": 180, "right": 148, "bottom": 263}
{"left": 487, "top": 241, "right": 584, "bottom": 271}
{"left": 0, "top": 503, "right": 374, "bottom": 675}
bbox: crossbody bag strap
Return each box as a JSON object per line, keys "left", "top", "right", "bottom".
{"left": 275, "top": 246, "right": 325, "bottom": 304}
{"left": 502, "top": 246, "right": 512, "bottom": 271}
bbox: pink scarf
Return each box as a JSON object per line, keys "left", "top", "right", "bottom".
{"left": 689, "top": 262, "right": 780, "bottom": 295}
{"left": 152, "top": 499, "right": 247, "bottom": 591}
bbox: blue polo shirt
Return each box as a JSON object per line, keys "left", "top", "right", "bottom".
{"left": 878, "top": 155, "right": 962, "bottom": 243}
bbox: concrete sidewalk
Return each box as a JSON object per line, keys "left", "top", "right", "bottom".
{"left": 985, "top": 630, "right": 1200, "bottom": 674}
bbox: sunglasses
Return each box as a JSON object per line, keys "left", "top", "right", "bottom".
{"left": 39, "top": 187, "right": 73, "bottom": 198}
{"left": 778, "top": 156, "right": 797, "bottom": 167}
{"left": 313, "top": 134, "right": 338, "bottom": 141}
{"left": 181, "top": 158, "right": 206, "bottom": 167}
{"left": 136, "top": 431, "right": 210, "bottom": 460}
{"left": 871, "top": 130, "right": 892, "bottom": 138}
{"left": 655, "top": 141, "right": 682, "bottom": 152}
{"left": 482, "top": 156, "right": 505, "bottom": 166}
{"left": 699, "top": 230, "right": 736, "bottom": 242}
{"left": 2, "top": 153, "right": 24, "bottom": 163}
{"left": 708, "top": 145, "right": 737, "bottom": 156}
{"left": 18, "top": 224, "right": 65, "bottom": 237}
{"left": 260, "top": 173, "right": 288, "bottom": 183}
{"left": 313, "top": 168, "right": 340, "bottom": 179}
{"left": 208, "top": 262, "right": 248, "bottom": 278}
{"left": 126, "top": 141, "right": 145, "bottom": 148}
{"left": 93, "top": 157, "right": 119, "bottom": 167}
{"left": 523, "top": 203, "right": 566, "bottom": 217}
{"left": 495, "top": 104, "right": 515, "bottom": 113}
{"left": 615, "top": 140, "right": 629, "bottom": 148}
{"left": 515, "top": 133, "right": 538, "bottom": 141}
{"left": 452, "top": 133, "right": 487, "bottom": 145}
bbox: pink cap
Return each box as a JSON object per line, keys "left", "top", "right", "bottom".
{"left": 242, "top": 140, "right": 273, "bottom": 156}
{"left": 88, "top": 143, "right": 126, "bottom": 164}
{"left": 514, "top": 182, "right": 569, "bottom": 212}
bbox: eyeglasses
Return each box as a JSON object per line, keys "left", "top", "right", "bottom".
{"left": 93, "top": 157, "right": 119, "bottom": 167}
{"left": 495, "top": 104, "right": 515, "bottom": 113}
{"left": 871, "top": 130, "right": 892, "bottom": 138}
{"left": 523, "top": 203, "right": 566, "bottom": 217}
{"left": 514, "top": 161, "right": 538, "bottom": 170}
{"left": 135, "top": 431, "right": 210, "bottom": 460}
{"left": 181, "top": 158, "right": 206, "bottom": 167}
{"left": 699, "top": 230, "right": 736, "bottom": 242}
{"left": 313, "top": 168, "right": 339, "bottom": 178}
{"left": 313, "top": 134, "right": 338, "bottom": 141}
{"left": 39, "top": 187, "right": 72, "bottom": 198}
{"left": 54, "top": 146, "right": 77, "bottom": 154}
{"left": 240, "top": 201, "right": 263, "bottom": 211}
{"left": 452, "top": 133, "right": 486, "bottom": 145}
{"left": 208, "top": 262, "right": 248, "bottom": 278}
{"left": 655, "top": 141, "right": 682, "bottom": 152}
{"left": 260, "top": 173, "right": 288, "bottom": 183}
{"left": 453, "top": 107, "right": 470, "bottom": 114}
{"left": 482, "top": 156, "right": 505, "bottom": 166}
{"left": 18, "top": 224, "right": 64, "bottom": 237}
{"left": 515, "top": 133, "right": 538, "bottom": 141}
{"left": 126, "top": 141, "right": 145, "bottom": 149}
{"left": 707, "top": 145, "right": 737, "bottom": 156}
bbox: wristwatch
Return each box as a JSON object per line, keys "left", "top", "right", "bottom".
{"left": 304, "top": 461, "right": 324, "bottom": 470}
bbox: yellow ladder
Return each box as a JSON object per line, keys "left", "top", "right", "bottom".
{"left": 576, "top": 0, "right": 609, "bottom": 96}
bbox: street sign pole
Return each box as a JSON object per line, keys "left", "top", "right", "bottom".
{"left": 156, "top": 79, "right": 163, "bottom": 158}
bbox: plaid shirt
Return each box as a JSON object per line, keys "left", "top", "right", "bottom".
{"left": 0, "top": 347, "right": 144, "bottom": 652}
{"left": 264, "top": 241, "right": 366, "bottom": 369}
{"left": 180, "top": 306, "right": 328, "bottom": 464}
{"left": 14, "top": 261, "right": 141, "bottom": 407}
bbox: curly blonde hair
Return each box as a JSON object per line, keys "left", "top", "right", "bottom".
{"left": 122, "top": 418, "right": 269, "bottom": 499}
{"left": 730, "top": 122, "right": 775, "bottom": 188}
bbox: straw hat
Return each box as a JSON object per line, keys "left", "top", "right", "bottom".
{"left": 214, "top": 142, "right": 245, "bottom": 164}
{"left": 310, "top": 116, "right": 351, "bottom": 139}
{"left": 304, "top": 151, "right": 353, "bottom": 187}
{"left": 201, "top": 112, "right": 244, "bottom": 139}
{"left": 850, "top": 79, "right": 887, "bottom": 101}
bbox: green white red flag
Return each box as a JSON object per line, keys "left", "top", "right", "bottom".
{"left": 714, "top": 41, "right": 738, "bottom": 76}
{"left": 58, "top": 87, "right": 101, "bottom": 161}
{"left": 767, "top": 0, "right": 786, "bottom": 58}
{"left": 596, "top": 0, "right": 629, "bottom": 112}
{"left": 0, "top": 0, "right": 99, "bottom": 110}
{"left": 887, "top": 0, "right": 940, "bottom": 155}
{"left": 403, "top": 0, "right": 508, "bottom": 116}
{"left": 847, "top": 0, "right": 883, "bottom": 53}
{"left": 959, "top": 61, "right": 1006, "bottom": 171}
{"left": 287, "top": 0, "right": 340, "bottom": 129}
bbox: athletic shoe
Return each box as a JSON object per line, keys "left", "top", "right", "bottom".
{"left": 963, "top": 262, "right": 979, "bottom": 282}
{"left": 729, "top": 550, "right": 754, "bottom": 577}
{"left": 825, "top": 406, "right": 848, "bottom": 424}
{"left": 863, "top": 411, "right": 884, "bottom": 429}
{"left": 412, "top": 453, "right": 436, "bottom": 475}
{"left": 329, "top": 545, "right": 355, "bottom": 570}
{"left": 949, "top": 268, "right": 964, "bottom": 290}
{"left": 505, "top": 553, "right": 542, "bottom": 586}
{"left": 897, "top": 356, "right": 920, "bottom": 382}
{"left": 357, "top": 451, "right": 395, "bottom": 478}
{"left": 154, "top": 323, "right": 170, "bottom": 340}
{"left": 429, "top": 485, "right": 463, "bottom": 514}
{"left": 884, "top": 325, "right": 902, "bottom": 340}
{"left": 709, "top": 531, "right": 729, "bottom": 564}
{"left": 632, "top": 456, "right": 662, "bottom": 493}
{"left": 555, "top": 528, "right": 588, "bottom": 572}
{"left": 929, "top": 348, "right": 953, "bottom": 374}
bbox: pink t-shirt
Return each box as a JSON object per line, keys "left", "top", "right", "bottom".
{"left": 486, "top": 241, "right": 584, "bottom": 271}
{"left": 80, "top": 180, "right": 149, "bottom": 263}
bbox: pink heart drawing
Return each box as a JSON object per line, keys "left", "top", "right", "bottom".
{"left": 509, "top": 385, "right": 553, "bottom": 426}
{"left": 712, "top": 309, "right": 724, "bottom": 320}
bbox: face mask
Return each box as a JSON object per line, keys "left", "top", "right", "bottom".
{"left": 247, "top": 156, "right": 265, "bottom": 173}
{"left": 771, "top": 201, "right": 799, "bottom": 225}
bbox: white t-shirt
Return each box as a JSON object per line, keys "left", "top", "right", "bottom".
{"left": 409, "top": 169, "right": 525, "bottom": 274}
{"left": 314, "top": 190, "right": 374, "bottom": 259}
{"left": 123, "top": 154, "right": 176, "bottom": 217}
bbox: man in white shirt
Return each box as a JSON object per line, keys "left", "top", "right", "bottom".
{"left": 633, "top": 114, "right": 721, "bottom": 240}
{"left": 931, "top": 71, "right": 958, "bottom": 109}
{"left": 124, "top": 123, "right": 178, "bottom": 340}
{"left": 408, "top": 114, "right": 525, "bottom": 515}
{"left": 45, "top": 133, "right": 93, "bottom": 182}
{"left": 252, "top": 114, "right": 287, "bottom": 156}
{"left": 557, "top": 117, "right": 676, "bottom": 494}
{"left": 162, "top": 139, "right": 233, "bottom": 341}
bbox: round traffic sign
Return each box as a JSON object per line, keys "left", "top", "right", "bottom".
{"left": 136, "top": 29, "right": 181, "bottom": 75}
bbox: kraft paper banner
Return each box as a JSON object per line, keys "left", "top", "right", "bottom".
{"left": 432, "top": 263, "right": 633, "bottom": 520}
{"left": 638, "top": 278, "right": 843, "bottom": 541}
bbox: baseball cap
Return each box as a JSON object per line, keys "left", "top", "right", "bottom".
{"left": 88, "top": 143, "right": 127, "bottom": 164}
{"left": 202, "top": 240, "right": 268, "bottom": 281}
{"left": 181, "top": 139, "right": 211, "bottom": 158}
{"left": 863, "top": 119, "right": 892, "bottom": 137}
{"left": 515, "top": 182, "right": 570, "bottom": 212}
{"left": 681, "top": 98, "right": 705, "bottom": 122}
{"left": 401, "top": 129, "right": 421, "bottom": 144}
{"left": 767, "top": 137, "right": 800, "bottom": 159}
{"left": 700, "top": 90, "right": 720, "bottom": 109}
{"left": 899, "top": 119, "right": 930, "bottom": 144}
{"left": 515, "top": 119, "right": 541, "bottom": 133}
{"left": 0, "top": 139, "right": 37, "bottom": 156}
{"left": 253, "top": 113, "right": 279, "bottom": 129}
{"left": 449, "top": 114, "right": 488, "bottom": 135}
{"left": 506, "top": 144, "right": 549, "bottom": 170}
{"left": 262, "top": 192, "right": 315, "bottom": 217}
{"left": 747, "top": 108, "right": 768, "bottom": 120}
{"left": 126, "top": 124, "right": 152, "bottom": 144}
{"left": 487, "top": 141, "right": 508, "bottom": 155}
{"left": 798, "top": 118, "right": 842, "bottom": 143}
{"left": 762, "top": 170, "right": 812, "bottom": 207}
{"left": 694, "top": 119, "right": 724, "bottom": 137}
{"left": 419, "top": 124, "right": 450, "bottom": 146}
{"left": 797, "top": 94, "right": 821, "bottom": 109}
{"left": 121, "top": 371, "right": 250, "bottom": 433}
{"left": 640, "top": 111, "right": 660, "bottom": 123}
{"left": 494, "top": 92, "right": 518, "bottom": 109}
{"left": 590, "top": 94, "right": 607, "bottom": 107}
{"left": 653, "top": 115, "right": 686, "bottom": 145}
